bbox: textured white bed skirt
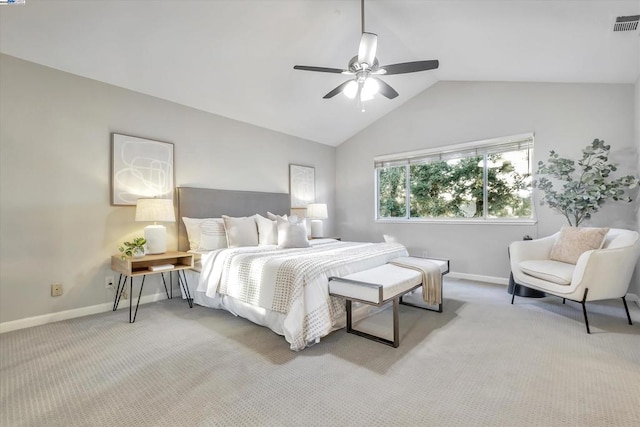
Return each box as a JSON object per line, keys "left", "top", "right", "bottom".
{"left": 181, "top": 269, "right": 385, "bottom": 346}
{"left": 181, "top": 241, "right": 409, "bottom": 350}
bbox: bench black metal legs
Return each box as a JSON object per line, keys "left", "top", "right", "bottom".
{"left": 346, "top": 299, "right": 401, "bottom": 348}
{"left": 345, "top": 294, "right": 443, "bottom": 348}
{"left": 399, "top": 295, "right": 443, "bottom": 313}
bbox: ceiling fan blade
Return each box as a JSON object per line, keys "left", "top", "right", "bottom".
{"left": 357, "top": 32, "right": 378, "bottom": 67}
{"left": 372, "top": 78, "right": 399, "bottom": 99}
{"left": 293, "top": 65, "right": 346, "bottom": 74}
{"left": 379, "top": 60, "right": 439, "bottom": 75}
{"left": 323, "top": 81, "right": 352, "bottom": 99}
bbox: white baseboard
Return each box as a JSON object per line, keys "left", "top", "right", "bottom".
{"left": 2, "top": 277, "right": 635, "bottom": 333}
{"left": 447, "top": 271, "right": 509, "bottom": 286}
{"left": 0, "top": 289, "right": 180, "bottom": 334}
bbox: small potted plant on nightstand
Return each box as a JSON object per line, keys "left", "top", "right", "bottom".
{"left": 118, "top": 237, "right": 147, "bottom": 260}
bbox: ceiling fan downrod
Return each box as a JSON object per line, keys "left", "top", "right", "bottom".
{"left": 361, "top": 0, "right": 365, "bottom": 34}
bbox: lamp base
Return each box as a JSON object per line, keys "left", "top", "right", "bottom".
{"left": 144, "top": 224, "right": 167, "bottom": 254}
{"left": 310, "top": 220, "right": 323, "bottom": 238}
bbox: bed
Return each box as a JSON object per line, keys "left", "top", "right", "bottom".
{"left": 177, "top": 187, "right": 409, "bottom": 350}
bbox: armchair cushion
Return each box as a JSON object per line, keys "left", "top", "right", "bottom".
{"left": 549, "top": 226, "right": 609, "bottom": 264}
{"left": 519, "top": 260, "right": 575, "bottom": 285}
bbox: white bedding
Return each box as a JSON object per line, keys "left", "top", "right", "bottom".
{"left": 187, "top": 240, "right": 408, "bottom": 350}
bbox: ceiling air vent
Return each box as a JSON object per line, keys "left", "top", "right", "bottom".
{"left": 613, "top": 15, "right": 639, "bottom": 32}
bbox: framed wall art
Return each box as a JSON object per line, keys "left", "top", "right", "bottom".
{"left": 289, "top": 164, "right": 315, "bottom": 208}
{"left": 111, "top": 133, "right": 174, "bottom": 205}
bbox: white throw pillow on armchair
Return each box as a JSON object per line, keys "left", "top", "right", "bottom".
{"left": 549, "top": 226, "right": 609, "bottom": 264}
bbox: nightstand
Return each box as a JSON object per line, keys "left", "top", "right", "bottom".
{"left": 110, "top": 251, "right": 194, "bottom": 323}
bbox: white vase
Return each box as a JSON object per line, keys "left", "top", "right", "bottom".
{"left": 132, "top": 248, "right": 145, "bottom": 258}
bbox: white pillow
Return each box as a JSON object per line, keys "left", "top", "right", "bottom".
{"left": 277, "top": 218, "right": 310, "bottom": 249}
{"left": 255, "top": 214, "right": 278, "bottom": 246}
{"left": 267, "top": 212, "right": 288, "bottom": 222}
{"left": 222, "top": 215, "right": 259, "bottom": 248}
{"left": 198, "top": 218, "right": 228, "bottom": 250}
{"left": 302, "top": 218, "right": 309, "bottom": 237}
{"left": 182, "top": 217, "right": 202, "bottom": 250}
{"left": 289, "top": 215, "right": 308, "bottom": 237}
{"left": 182, "top": 217, "right": 227, "bottom": 251}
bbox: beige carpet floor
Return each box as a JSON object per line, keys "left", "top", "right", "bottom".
{"left": 1, "top": 278, "right": 639, "bottom": 427}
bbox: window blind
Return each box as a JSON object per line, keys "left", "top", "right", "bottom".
{"left": 374, "top": 134, "right": 533, "bottom": 169}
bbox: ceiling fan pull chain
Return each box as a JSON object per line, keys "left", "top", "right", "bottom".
{"left": 357, "top": 88, "right": 365, "bottom": 112}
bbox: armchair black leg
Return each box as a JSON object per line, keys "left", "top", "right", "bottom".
{"left": 511, "top": 282, "right": 518, "bottom": 304}
{"left": 562, "top": 298, "right": 566, "bottom": 304}
{"left": 622, "top": 296, "right": 633, "bottom": 325}
{"left": 581, "top": 288, "right": 590, "bottom": 334}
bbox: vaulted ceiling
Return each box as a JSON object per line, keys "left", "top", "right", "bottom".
{"left": 1, "top": 0, "right": 639, "bottom": 146}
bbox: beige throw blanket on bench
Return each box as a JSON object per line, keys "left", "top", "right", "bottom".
{"left": 388, "top": 257, "right": 442, "bottom": 305}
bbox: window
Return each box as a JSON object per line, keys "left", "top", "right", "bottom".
{"left": 375, "top": 134, "right": 534, "bottom": 221}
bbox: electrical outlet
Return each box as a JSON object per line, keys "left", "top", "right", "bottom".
{"left": 121, "top": 288, "right": 128, "bottom": 300}
{"left": 422, "top": 251, "right": 429, "bottom": 258}
{"left": 51, "top": 283, "right": 63, "bottom": 297}
{"left": 105, "top": 276, "right": 115, "bottom": 289}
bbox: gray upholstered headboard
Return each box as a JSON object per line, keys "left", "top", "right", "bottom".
{"left": 176, "top": 187, "right": 290, "bottom": 251}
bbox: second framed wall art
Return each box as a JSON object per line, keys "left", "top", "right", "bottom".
{"left": 289, "top": 164, "right": 315, "bottom": 208}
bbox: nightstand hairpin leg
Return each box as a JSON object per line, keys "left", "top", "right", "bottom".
{"left": 112, "top": 274, "right": 126, "bottom": 311}
{"left": 177, "top": 270, "right": 193, "bottom": 308}
{"left": 160, "top": 273, "right": 171, "bottom": 299}
{"left": 130, "top": 275, "right": 146, "bottom": 323}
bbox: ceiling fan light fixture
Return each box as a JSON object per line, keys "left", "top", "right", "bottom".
{"left": 361, "top": 78, "right": 379, "bottom": 100}
{"left": 292, "top": 0, "right": 439, "bottom": 104}
{"left": 343, "top": 80, "right": 358, "bottom": 99}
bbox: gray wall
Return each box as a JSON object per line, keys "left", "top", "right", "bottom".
{"left": 1, "top": 53, "right": 637, "bottom": 326}
{"left": 0, "top": 54, "right": 336, "bottom": 324}
{"left": 336, "top": 81, "right": 637, "bottom": 280}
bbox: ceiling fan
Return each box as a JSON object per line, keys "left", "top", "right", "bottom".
{"left": 293, "top": 0, "right": 439, "bottom": 110}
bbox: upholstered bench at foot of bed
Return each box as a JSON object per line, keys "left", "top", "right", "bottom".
{"left": 328, "top": 257, "right": 449, "bottom": 348}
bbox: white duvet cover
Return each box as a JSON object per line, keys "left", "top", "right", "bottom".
{"left": 195, "top": 240, "right": 408, "bottom": 350}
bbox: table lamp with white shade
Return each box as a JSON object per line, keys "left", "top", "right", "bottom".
{"left": 306, "top": 203, "right": 328, "bottom": 238}
{"left": 135, "top": 198, "right": 176, "bottom": 254}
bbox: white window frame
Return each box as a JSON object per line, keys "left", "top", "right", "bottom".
{"left": 374, "top": 133, "right": 537, "bottom": 225}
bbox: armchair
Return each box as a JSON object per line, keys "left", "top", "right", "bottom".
{"left": 509, "top": 228, "right": 639, "bottom": 333}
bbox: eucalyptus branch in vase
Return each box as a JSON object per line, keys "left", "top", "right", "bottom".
{"left": 534, "top": 139, "right": 638, "bottom": 227}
